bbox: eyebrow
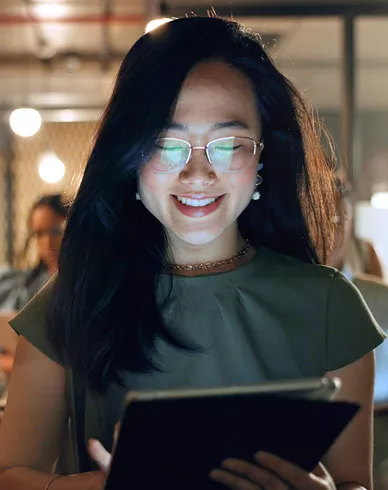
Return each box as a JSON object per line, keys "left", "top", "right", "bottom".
{"left": 165, "top": 120, "right": 250, "bottom": 131}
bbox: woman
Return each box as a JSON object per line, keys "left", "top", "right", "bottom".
{"left": 0, "top": 17, "right": 384, "bottom": 490}
{"left": 0, "top": 194, "right": 68, "bottom": 373}
{"left": 0, "top": 193, "right": 68, "bottom": 313}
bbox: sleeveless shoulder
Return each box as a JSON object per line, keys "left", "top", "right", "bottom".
{"left": 9, "top": 273, "right": 61, "bottom": 365}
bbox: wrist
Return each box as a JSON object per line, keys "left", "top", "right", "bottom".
{"left": 45, "top": 474, "right": 62, "bottom": 490}
{"left": 48, "top": 471, "right": 105, "bottom": 490}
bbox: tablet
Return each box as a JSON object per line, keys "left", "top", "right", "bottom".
{"left": 105, "top": 377, "right": 359, "bottom": 490}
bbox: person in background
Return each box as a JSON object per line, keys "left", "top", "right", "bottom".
{"left": 331, "top": 179, "right": 384, "bottom": 280}
{"left": 328, "top": 176, "right": 388, "bottom": 488}
{"left": 0, "top": 16, "right": 385, "bottom": 490}
{"left": 0, "top": 194, "right": 68, "bottom": 374}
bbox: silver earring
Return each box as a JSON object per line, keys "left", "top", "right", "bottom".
{"left": 136, "top": 192, "right": 141, "bottom": 201}
{"left": 252, "top": 163, "right": 263, "bottom": 201}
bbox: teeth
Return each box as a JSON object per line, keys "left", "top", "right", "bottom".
{"left": 176, "top": 196, "right": 217, "bottom": 207}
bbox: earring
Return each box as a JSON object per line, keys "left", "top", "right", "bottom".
{"left": 135, "top": 192, "right": 141, "bottom": 201}
{"left": 252, "top": 163, "right": 263, "bottom": 201}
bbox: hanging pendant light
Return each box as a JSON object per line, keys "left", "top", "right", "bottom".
{"left": 38, "top": 151, "right": 66, "bottom": 184}
{"left": 9, "top": 107, "right": 42, "bottom": 137}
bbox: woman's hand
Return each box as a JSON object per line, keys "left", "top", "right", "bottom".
{"left": 210, "top": 452, "right": 336, "bottom": 490}
{"left": 88, "top": 422, "right": 120, "bottom": 474}
{"left": 88, "top": 439, "right": 112, "bottom": 474}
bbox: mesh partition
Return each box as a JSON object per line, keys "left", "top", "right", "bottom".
{"left": 10, "top": 121, "right": 97, "bottom": 268}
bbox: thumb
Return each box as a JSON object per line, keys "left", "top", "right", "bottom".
{"left": 312, "top": 462, "right": 332, "bottom": 479}
{"left": 88, "top": 438, "right": 112, "bottom": 474}
{"left": 113, "top": 422, "right": 121, "bottom": 452}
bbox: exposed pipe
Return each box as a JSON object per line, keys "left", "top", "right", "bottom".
{"left": 341, "top": 15, "right": 359, "bottom": 186}
{"left": 162, "top": 2, "right": 388, "bottom": 17}
{"left": 0, "top": 13, "right": 145, "bottom": 24}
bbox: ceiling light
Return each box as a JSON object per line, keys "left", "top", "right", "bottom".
{"left": 38, "top": 151, "right": 66, "bottom": 183}
{"left": 9, "top": 108, "right": 42, "bottom": 137}
{"left": 34, "top": 4, "right": 68, "bottom": 19}
{"left": 145, "top": 18, "right": 172, "bottom": 33}
{"left": 371, "top": 192, "right": 388, "bottom": 210}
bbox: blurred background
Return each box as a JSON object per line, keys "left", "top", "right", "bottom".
{"left": 0, "top": 0, "right": 387, "bottom": 271}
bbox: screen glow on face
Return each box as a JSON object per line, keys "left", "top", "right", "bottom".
{"left": 152, "top": 136, "right": 257, "bottom": 173}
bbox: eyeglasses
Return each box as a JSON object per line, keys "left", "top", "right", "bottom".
{"left": 150, "top": 136, "right": 264, "bottom": 174}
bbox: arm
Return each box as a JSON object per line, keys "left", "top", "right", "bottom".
{"left": 0, "top": 312, "right": 18, "bottom": 354}
{"left": 324, "top": 351, "right": 375, "bottom": 490}
{"left": 0, "top": 336, "right": 103, "bottom": 490}
{"left": 0, "top": 352, "right": 14, "bottom": 375}
{"left": 365, "top": 242, "right": 384, "bottom": 279}
{"left": 210, "top": 352, "right": 375, "bottom": 490}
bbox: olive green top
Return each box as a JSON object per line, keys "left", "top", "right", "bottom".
{"left": 10, "top": 247, "right": 386, "bottom": 455}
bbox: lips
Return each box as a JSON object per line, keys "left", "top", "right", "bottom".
{"left": 171, "top": 194, "right": 226, "bottom": 218}
{"left": 175, "top": 196, "right": 220, "bottom": 207}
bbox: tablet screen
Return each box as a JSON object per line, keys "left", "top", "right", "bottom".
{"left": 105, "top": 378, "right": 358, "bottom": 490}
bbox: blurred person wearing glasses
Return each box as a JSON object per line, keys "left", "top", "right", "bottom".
{"left": 0, "top": 194, "right": 68, "bottom": 375}
{"left": 0, "top": 17, "right": 385, "bottom": 490}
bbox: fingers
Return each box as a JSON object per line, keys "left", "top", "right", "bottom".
{"left": 88, "top": 438, "right": 112, "bottom": 474}
{"left": 254, "top": 453, "right": 332, "bottom": 490}
{"left": 210, "top": 453, "right": 334, "bottom": 490}
{"left": 210, "top": 467, "right": 260, "bottom": 490}
{"left": 113, "top": 422, "right": 121, "bottom": 452}
{"left": 311, "top": 463, "right": 331, "bottom": 479}
{"left": 210, "top": 458, "right": 288, "bottom": 490}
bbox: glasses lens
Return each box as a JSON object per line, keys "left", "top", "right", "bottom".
{"left": 207, "top": 137, "right": 256, "bottom": 172}
{"left": 151, "top": 138, "right": 190, "bottom": 173}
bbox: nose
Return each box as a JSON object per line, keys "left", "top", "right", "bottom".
{"left": 178, "top": 148, "right": 217, "bottom": 187}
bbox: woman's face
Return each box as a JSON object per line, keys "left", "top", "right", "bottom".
{"left": 29, "top": 205, "right": 65, "bottom": 271}
{"left": 138, "top": 61, "right": 262, "bottom": 248}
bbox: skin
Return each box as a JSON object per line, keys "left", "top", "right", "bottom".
{"left": 0, "top": 62, "right": 375, "bottom": 490}
{"left": 29, "top": 205, "right": 65, "bottom": 275}
{"left": 138, "top": 61, "right": 260, "bottom": 265}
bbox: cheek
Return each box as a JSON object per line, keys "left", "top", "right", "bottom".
{"left": 138, "top": 165, "right": 169, "bottom": 195}
{"left": 228, "top": 166, "right": 257, "bottom": 195}
{"left": 138, "top": 165, "right": 174, "bottom": 215}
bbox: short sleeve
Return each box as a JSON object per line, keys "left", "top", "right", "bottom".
{"left": 9, "top": 273, "right": 62, "bottom": 365}
{"left": 326, "top": 271, "right": 386, "bottom": 371}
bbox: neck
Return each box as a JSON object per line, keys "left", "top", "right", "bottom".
{"left": 166, "top": 227, "right": 245, "bottom": 266}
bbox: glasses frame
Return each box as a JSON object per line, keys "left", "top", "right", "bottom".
{"left": 152, "top": 136, "right": 264, "bottom": 174}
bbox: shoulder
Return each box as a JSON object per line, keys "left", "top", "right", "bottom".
{"left": 9, "top": 273, "right": 60, "bottom": 364}
{"left": 256, "top": 248, "right": 386, "bottom": 369}
{"left": 256, "top": 246, "right": 337, "bottom": 285}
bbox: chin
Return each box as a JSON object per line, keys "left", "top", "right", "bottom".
{"left": 174, "top": 229, "right": 223, "bottom": 247}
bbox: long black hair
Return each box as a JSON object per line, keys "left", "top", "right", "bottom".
{"left": 48, "top": 17, "right": 336, "bottom": 392}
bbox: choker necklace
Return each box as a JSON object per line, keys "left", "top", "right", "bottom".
{"left": 163, "top": 239, "right": 251, "bottom": 273}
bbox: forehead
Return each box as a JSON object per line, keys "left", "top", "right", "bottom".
{"left": 172, "top": 61, "right": 260, "bottom": 132}
{"left": 30, "top": 205, "right": 64, "bottom": 227}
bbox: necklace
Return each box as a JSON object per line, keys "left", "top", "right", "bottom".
{"left": 163, "top": 239, "right": 251, "bottom": 273}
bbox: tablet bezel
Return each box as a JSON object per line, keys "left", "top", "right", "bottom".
{"left": 124, "top": 376, "right": 341, "bottom": 405}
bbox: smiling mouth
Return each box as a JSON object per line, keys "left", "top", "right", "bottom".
{"left": 172, "top": 195, "right": 224, "bottom": 207}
